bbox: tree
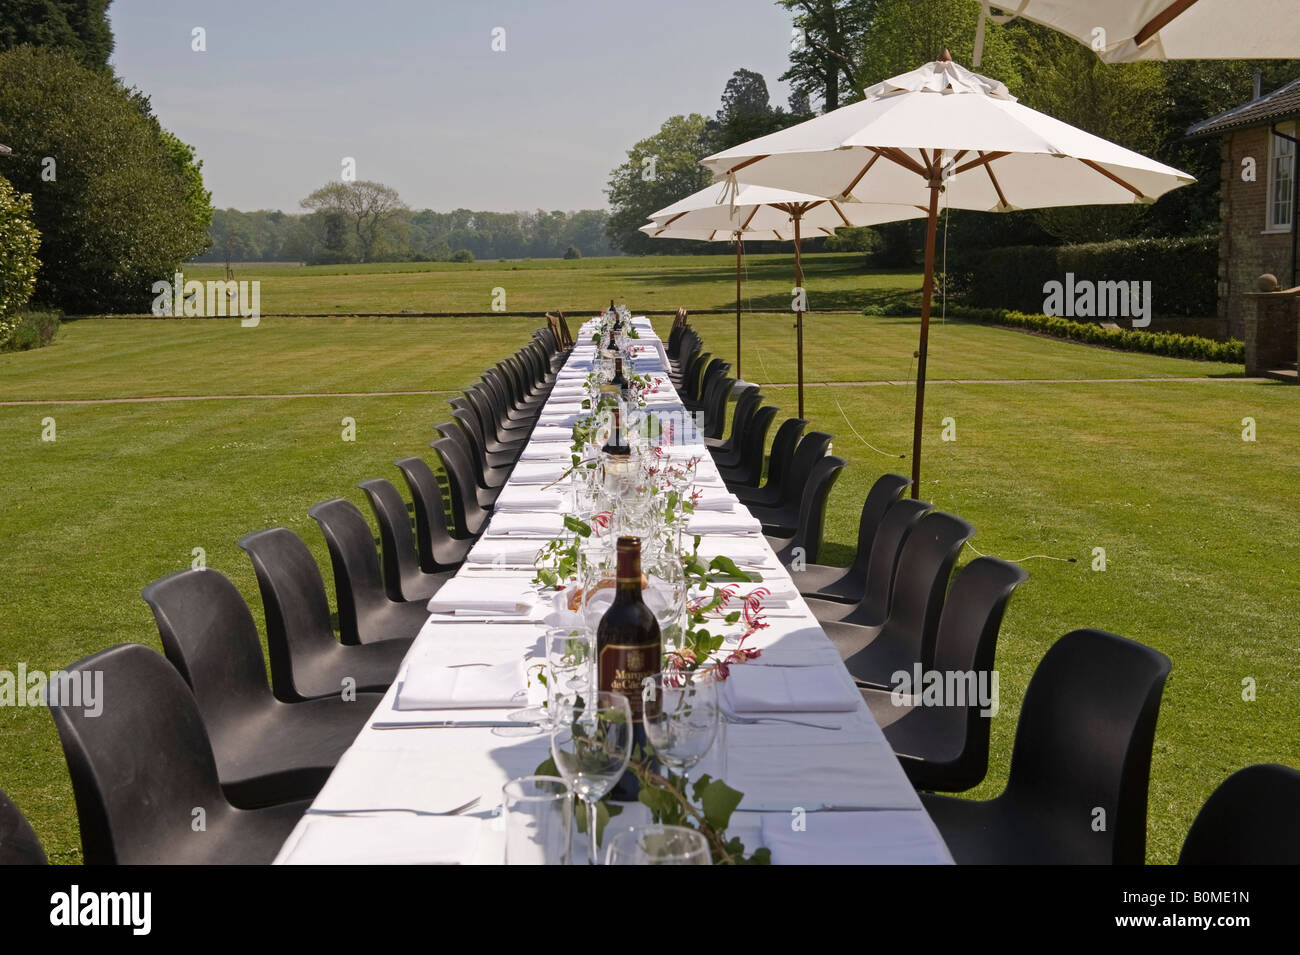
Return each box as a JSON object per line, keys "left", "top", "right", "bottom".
{"left": 300, "top": 180, "right": 408, "bottom": 263}
{"left": 778, "top": 0, "right": 875, "bottom": 112}
{"left": 702, "top": 69, "right": 804, "bottom": 154}
{"left": 605, "top": 114, "right": 713, "bottom": 254}
{"left": 0, "top": 175, "right": 42, "bottom": 343}
{"left": 0, "top": 46, "right": 210, "bottom": 311}
{"left": 563, "top": 245, "right": 582, "bottom": 260}
{"left": 0, "top": 0, "right": 114, "bottom": 70}
{"left": 856, "top": 0, "right": 1021, "bottom": 91}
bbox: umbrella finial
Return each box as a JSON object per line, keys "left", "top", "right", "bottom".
{"left": 939, "top": 49, "right": 953, "bottom": 62}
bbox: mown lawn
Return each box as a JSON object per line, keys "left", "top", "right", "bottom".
{"left": 0, "top": 264, "right": 1293, "bottom": 864}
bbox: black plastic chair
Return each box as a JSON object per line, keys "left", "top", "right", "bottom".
{"left": 861, "top": 556, "right": 1028, "bottom": 792}
{"left": 394, "top": 456, "right": 474, "bottom": 568}
{"left": 309, "top": 498, "right": 432, "bottom": 645}
{"left": 834, "top": 511, "right": 975, "bottom": 688}
{"left": 922, "top": 629, "right": 1172, "bottom": 865}
{"left": 430, "top": 437, "right": 491, "bottom": 539}
{"left": 451, "top": 399, "right": 517, "bottom": 470}
{"left": 700, "top": 375, "right": 738, "bottom": 441}
{"left": 239, "top": 527, "right": 411, "bottom": 703}
{"left": 436, "top": 420, "right": 504, "bottom": 508}
{"left": 48, "top": 643, "right": 309, "bottom": 864}
{"left": 795, "top": 474, "right": 911, "bottom": 603}
{"left": 358, "top": 477, "right": 451, "bottom": 602}
{"left": 732, "top": 417, "right": 806, "bottom": 506}
{"left": 0, "top": 790, "right": 46, "bottom": 864}
{"left": 712, "top": 389, "right": 759, "bottom": 462}
{"left": 142, "top": 568, "right": 384, "bottom": 808}
{"left": 768, "top": 455, "right": 847, "bottom": 566}
{"left": 1178, "top": 764, "right": 1300, "bottom": 864}
{"left": 746, "top": 430, "right": 833, "bottom": 536}
{"left": 718, "top": 405, "right": 777, "bottom": 488}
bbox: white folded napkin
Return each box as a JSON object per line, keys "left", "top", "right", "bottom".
{"left": 759, "top": 811, "right": 952, "bottom": 865}
{"left": 466, "top": 538, "right": 544, "bottom": 566}
{"left": 728, "top": 740, "right": 923, "bottom": 811}
{"left": 425, "top": 577, "right": 534, "bottom": 614}
{"left": 506, "top": 462, "right": 567, "bottom": 485}
{"left": 687, "top": 510, "right": 762, "bottom": 535}
{"left": 538, "top": 413, "right": 582, "bottom": 428}
{"left": 486, "top": 511, "right": 565, "bottom": 537}
{"left": 284, "top": 816, "right": 483, "bottom": 865}
{"left": 492, "top": 488, "right": 563, "bottom": 512}
{"left": 527, "top": 427, "right": 573, "bottom": 444}
{"left": 691, "top": 487, "right": 739, "bottom": 512}
{"left": 395, "top": 659, "right": 527, "bottom": 710}
{"left": 722, "top": 664, "right": 860, "bottom": 714}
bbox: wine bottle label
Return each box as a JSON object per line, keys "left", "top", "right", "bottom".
{"left": 599, "top": 644, "right": 657, "bottom": 719}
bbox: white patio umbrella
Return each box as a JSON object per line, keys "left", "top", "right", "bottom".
{"left": 968, "top": 0, "right": 1300, "bottom": 63}
{"left": 644, "top": 180, "right": 921, "bottom": 408}
{"left": 702, "top": 53, "right": 1194, "bottom": 497}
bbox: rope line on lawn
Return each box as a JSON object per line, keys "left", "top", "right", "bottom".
{"left": 965, "top": 540, "right": 1078, "bottom": 564}
{"left": 830, "top": 391, "right": 906, "bottom": 459}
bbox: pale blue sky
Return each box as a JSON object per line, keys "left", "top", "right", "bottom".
{"left": 109, "top": 0, "right": 797, "bottom": 213}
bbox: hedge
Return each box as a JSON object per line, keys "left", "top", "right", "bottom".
{"left": 950, "top": 235, "right": 1218, "bottom": 318}
{"left": 0, "top": 310, "right": 61, "bottom": 352}
{"left": 943, "top": 304, "right": 1243, "bottom": 363}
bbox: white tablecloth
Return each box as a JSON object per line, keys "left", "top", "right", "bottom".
{"left": 273, "top": 317, "right": 953, "bottom": 865}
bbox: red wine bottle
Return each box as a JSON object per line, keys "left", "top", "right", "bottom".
{"left": 597, "top": 536, "right": 661, "bottom": 800}
{"left": 610, "top": 357, "right": 629, "bottom": 400}
{"left": 601, "top": 404, "right": 630, "bottom": 457}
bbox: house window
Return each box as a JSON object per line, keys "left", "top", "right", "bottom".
{"left": 1266, "top": 124, "right": 1295, "bottom": 232}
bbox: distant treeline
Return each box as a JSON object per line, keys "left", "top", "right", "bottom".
{"left": 195, "top": 207, "right": 620, "bottom": 264}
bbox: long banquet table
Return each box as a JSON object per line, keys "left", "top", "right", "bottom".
{"left": 274, "top": 316, "right": 954, "bottom": 865}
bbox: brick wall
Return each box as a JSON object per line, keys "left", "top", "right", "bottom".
{"left": 1221, "top": 127, "right": 1297, "bottom": 339}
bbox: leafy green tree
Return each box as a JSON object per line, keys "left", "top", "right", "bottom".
{"left": 563, "top": 245, "right": 582, "bottom": 260}
{"left": 0, "top": 175, "right": 42, "bottom": 343}
{"left": 778, "top": 0, "right": 875, "bottom": 111}
{"left": 856, "top": 0, "right": 1020, "bottom": 89}
{"left": 0, "top": 0, "right": 114, "bottom": 70}
{"left": 702, "top": 69, "right": 803, "bottom": 154}
{"left": 0, "top": 46, "right": 211, "bottom": 311}
{"left": 605, "top": 114, "right": 713, "bottom": 254}
{"left": 300, "top": 180, "right": 408, "bottom": 263}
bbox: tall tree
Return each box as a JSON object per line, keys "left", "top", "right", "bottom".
{"left": 856, "top": 0, "right": 1020, "bottom": 90}
{"left": 0, "top": 46, "right": 209, "bottom": 311}
{"left": 778, "top": 0, "right": 875, "bottom": 112}
{"left": 702, "top": 68, "right": 802, "bottom": 154}
{"left": 300, "top": 180, "right": 408, "bottom": 264}
{"left": 605, "top": 114, "right": 713, "bottom": 254}
{"left": 0, "top": 0, "right": 114, "bottom": 70}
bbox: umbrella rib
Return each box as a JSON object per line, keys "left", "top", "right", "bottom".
{"left": 952, "top": 151, "right": 1010, "bottom": 175}
{"left": 977, "top": 151, "right": 1011, "bottom": 209}
{"left": 829, "top": 200, "right": 852, "bottom": 227}
{"left": 1135, "top": 0, "right": 1199, "bottom": 46}
{"left": 725, "top": 155, "right": 769, "bottom": 175}
{"left": 879, "top": 147, "right": 929, "bottom": 178}
{"left": 840, "top": 151, "right": 882, "bottom": 198}
{"left": 662, "top": 211, "right": 689, "bottom": 227}
{"left": 741, "top": 206, "right": 760, "bottom": 229}
{"left": 1077, "top": 158, "right": 1147, "bottom": 200}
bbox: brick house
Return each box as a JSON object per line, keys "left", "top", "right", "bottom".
{"left": 1187, "top": 77, "right": 1299, "bottom": 379}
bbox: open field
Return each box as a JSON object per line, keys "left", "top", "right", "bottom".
{"left": 0, "top": 255, "right": 1294, "bottom": 864}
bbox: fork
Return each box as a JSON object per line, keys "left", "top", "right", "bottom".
{"left": 721, "top": 712, "right": 841, "bottom": 731}
{"left": 304, "top": 796, "right": 482, "bottom": 818}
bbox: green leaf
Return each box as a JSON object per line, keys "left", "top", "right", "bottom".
{"left": 698, "top": 777, "right": 744, "bottom": 833}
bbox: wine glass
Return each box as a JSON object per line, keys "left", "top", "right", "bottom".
{"left": 643, "top": 557, "right": 687, "bottom": 654}
{"left": 641, "top": 670, "right": 719, "bottom": 775}
{"left": 577, "top": 540, "right": 617, "bottom": 638}
{"left": 604, "top": 825, "right": 711, "bottom": 865}
{"left": 549, "top": 692, "right": 634, "bottom": 866}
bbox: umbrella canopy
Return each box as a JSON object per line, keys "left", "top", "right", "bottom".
{"left": 703, "top": 54, "right": 1194, "bottom": 497}
{"left": 968, "top": 0, "right": 1300, "bottom": 63}
{"left": 644, "top": 180, "right": 921, "bottom": 404}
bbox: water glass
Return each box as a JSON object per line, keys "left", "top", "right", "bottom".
{"left": 642, "top": 670, "right": 719, "bottom": 775}
{"left": 604, "top": 825, "right": 711, "bottom": 865}
{"left": 503, "top": 775, "right": 573, "bottom": 865}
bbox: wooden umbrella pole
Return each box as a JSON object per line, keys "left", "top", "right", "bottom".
{"left": 910, "top": 180, "right": 942, "bottom": 500}
{"left": 735, "top": 233, "right": 743, "bottom": 379}
{"left": 793, "top": 210, "right": 805, "bottom": 418}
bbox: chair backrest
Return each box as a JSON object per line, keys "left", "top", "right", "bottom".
{"left": 141, "top": 568, "right": 273, "bottom": 719}
{"left": 925, "top": 556, "right": 1029, "bottom": 789}
{"left": 394, "top": 456, "right": 460, "bottom": 567}
{"left": 730, "top": 404, "right": 777, "bottom": 484}
{"left": 430, "top": 437, "right": 489, "bottom": 538}
{"left": 777, "top": 431, "right": 833, "bottom": 510}
{"left": 359, "top": 477, "right": 421, "bottom": 602}
{"left": 763, "top": 417, "right": 807, "bottom": 491}
{"left": 848, "top": 474, "right": 912, "bottom": 578}
{"left": 1178, "top": 763, "right": 1300, "bottom": 864}
{"left": 725, "top": 387, "right": 762, "bottom": 447}
{"left": 48, "top": 643, "right": 231, "bottom": 864}
{"left": 879, "top": 510, "right": 975, "bottom": 669}
{"left": 779, "top": 454, "right": 846, "bottom": 564}
{"left": 557, "top": 313, "right": 574, "bottom": 348}
{"left": 238, "top": 526, "right": 338, "bottom": 700}
{"left": 309, "top": 498, "right": 391, "bottom": 645}
{"left": 1005, "top": 628, "right": 1172, "bottom": 865}
{"left": 703, "top": 376, "right": 737, "bottom": 438}
{"left": 0, "top": 790, "right": 47, "bottom": 865}
{"left": 438, "top": 419, "right": 490, "bottom": 490}
{"left": 464, "top": 386, "right": 504, "bottom": 438}
{"left": 857, "top": 497, "right": 933, "bottom": 621}
{"left": 682, "top": 351, "right": 711, "bottom": 401}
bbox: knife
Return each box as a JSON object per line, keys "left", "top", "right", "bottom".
{"left": 372, "top": 720, "right": 540, "bottom": 730}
